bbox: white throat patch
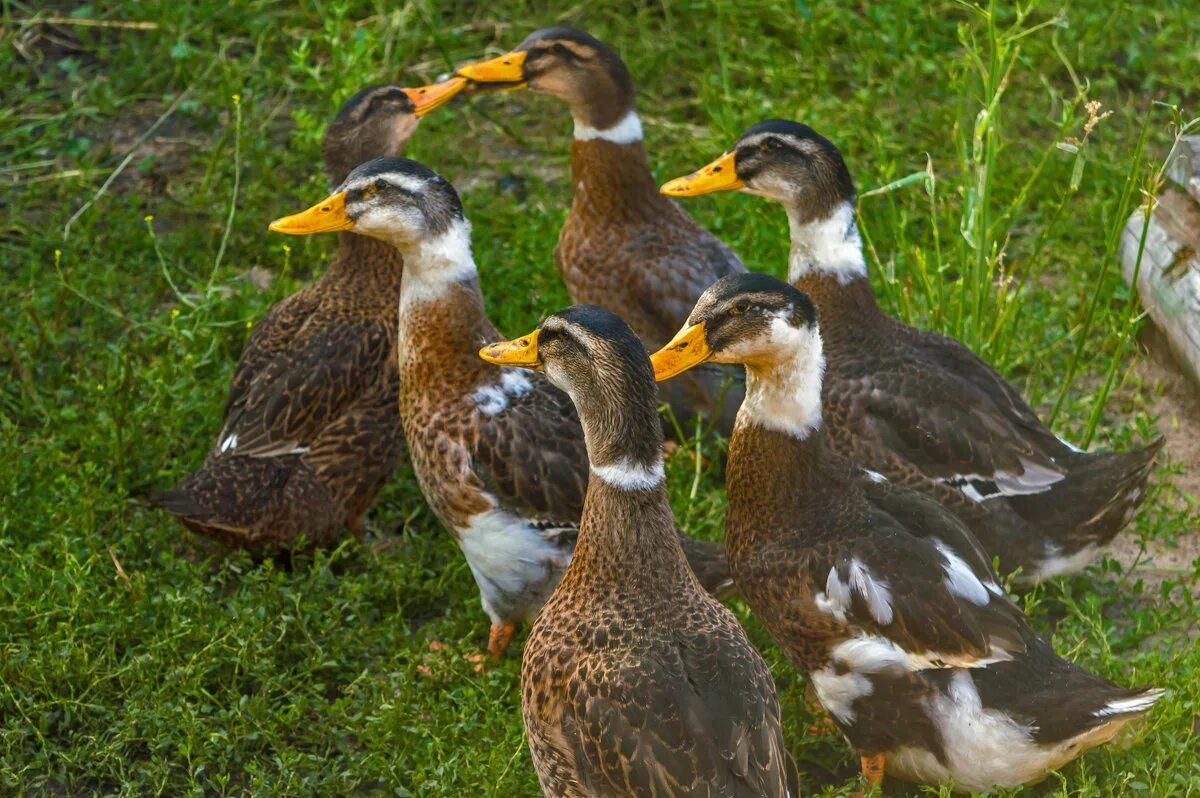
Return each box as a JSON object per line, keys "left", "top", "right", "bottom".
{"left": 591, "top": 457, "right": 664, "bottom": 491}
{"left": 397, "top": 218, "right": 477, "bottom": 311}
{"left": 787, "top": 202, "right": 867, "bottom": 283}
{"left": 573, "top": 111, "right": 643, "bottom": 144}
{"left": 735, "top": 316, "right": 825, "bottom": 440}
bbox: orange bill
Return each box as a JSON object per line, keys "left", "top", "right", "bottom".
{"left": 479, "top": 328, "right": 542, "bottom": 370}
{"left": 660, "top": 150, "right": 744, "bottom": 197}
{"left": 268, "top": 192, "right": 353, "bottom": 235}
{"left": 456, "top": 50, "right": 528, "bottom": 88}
{"left": 402, "top": 76, "right": 468, "bottom": 117}
{"left": 649, "top": 322, "right": 711, "bottom": 381}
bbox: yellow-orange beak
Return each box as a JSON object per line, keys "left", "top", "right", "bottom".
{"left": 479, "top": 328, "right": 542, "bottom": 371}
{"left": 402, "top": 76, "right": 468, "bottom": 117}
{"left": 660, "top": 151, "right": 744, "bottom": 197}
{"left": 268, "top": 192, "right": 353, "bottom": 235}
{"left": 649, "top": 322, "right": 712, "bottom": 381}
{"left": 456, "top": 50, "right": 528, "bottom": 88}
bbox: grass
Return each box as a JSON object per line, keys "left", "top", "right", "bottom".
{"left": 2, "top": 0, "right": 1198, "bottom": 794}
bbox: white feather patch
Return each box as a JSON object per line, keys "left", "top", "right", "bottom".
{"left": 456, "top": 504, "right": 573, "bottom": 624}
{"left": 785, "top": 202, "right": 867, "bottom": 283}
{"left": 943, "top": 456, "right": 1064, "bottom": 503}
{"left": 591, "top": 458, "right": 665, "bottom": 491}
{"left": 573, "top": 111, "right": 643, "bottom": 144}
{"left": 862, "top": 469, "right": 888, "bottom": 483}
{"left": 935, "top": 541, "right": 999, "bottom": 605}
{"left": 1025, "top": 542, "right": 1103, "bottom": 582}
{"left": 848, "top": 559, "right": 894, "bottom": 626}
{"left": 733, "top": 315, "right": 825, "bottom": 440}
{"left": 1094, "top": 689, "right": 1164, "bottom": 717}
{"left": 397, "top": 218, "right": 478, "bottom": 312}
{"left": 470, "top": 369, "right": 534, "bottom": 416}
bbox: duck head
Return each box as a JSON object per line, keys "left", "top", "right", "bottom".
{"left": 662, "top": 120, "right": 854, "bottom": 216}
{"left": 270, "top": 156, "right": 466, "bottom": 246}
{"left": 481, "top": 305, "right": 665, "bottom": 490}
{"left": 650, "top": 273, "right": 825, "bottom": 439}
{"left": 662, "top": 120, "right": 865, "bottom": 282}
{"left": 321, "top": 78, "right": 467, "bottom": 188}
{"left": 456, "top": 27, "right": 638, "bottom": 136}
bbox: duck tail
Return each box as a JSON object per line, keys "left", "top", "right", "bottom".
{"left": 1008, "top": 437, "right": 1163, "bottom": 574}
{"left": 1093, "top": 687, "right": 1165, "bottom": 720}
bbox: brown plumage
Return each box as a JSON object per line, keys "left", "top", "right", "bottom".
{"left": 150, "top": 84, "right": 435, "bottom": 550}
{"left": 273, "top": 156, "right": 730, "bottom": 658}
{"left": 662, "top": 119, "right": 1162, "bottom": 583}
{"left": 454, "top": 26, "right": 746, "bottom": 435}
{"left": 651, "top": 273, "right": 1162, "bottom": 793}
{"left": 484, "top": 304, "right": 795, "bottom": 797}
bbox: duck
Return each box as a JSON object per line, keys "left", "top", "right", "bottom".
{"left": 480, "top": 303, "right": 796, "bottom": 797}
{"left": 150, "top": 78, "right": 465, "bottom": 551}
{"left": 268, "top": 155, "right": 731, "bottom": 658}
{"left": 452, "top": 26, "right": 746, "bottom": 436}
{"left": 660, "top": 120, "right": 1163, "bottom": 583}
{"left": 649, "top": 272, "right": 1163, "bottom": 793}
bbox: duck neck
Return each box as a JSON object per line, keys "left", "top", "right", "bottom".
{"left": 785, "top": 201, "right": 869, "bottom": 286}
{"left": 726, "top": 328, "right": 827, "bottom": 548}
{"left": 569, "top": 111, "right": 664, "bottom": 221}
{"left": 565, "top": 360, "right": 686, "bottom": 584}
{"left": 393, "top": 220, "right": 496, "bottom": 387}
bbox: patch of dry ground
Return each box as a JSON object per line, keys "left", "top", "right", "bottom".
{"left": 1109, "top": 325, "right": 1200, "bottom": 589}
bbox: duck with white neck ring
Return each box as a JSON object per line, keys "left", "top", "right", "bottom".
{"left": 451, "top": 26, "right": 747, "bottom": 437}
{"left": 481, "top": 304, "right": 797, "bottom": 798}
{"left": 650, "top": 272, "right": 1162, "bottom": 794}
{"left": 661, "top": 119, "right": 1163, "bottom": 585}
{"left": 269, "top": 157, "right": 731, "bottom": 660}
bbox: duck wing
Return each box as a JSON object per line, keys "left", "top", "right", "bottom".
{"left": 217, "top": 315, "right": 393, "bottom": 460}
{"left": 831, "top": 326, "right": 1068, "bottom": 503}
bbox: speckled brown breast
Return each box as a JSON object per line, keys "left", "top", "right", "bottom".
{"left": 522, "top": 479, "right": 792, "bottom": 797}
{"left": 396, "top": 281, "right": 503, "bottom": 532}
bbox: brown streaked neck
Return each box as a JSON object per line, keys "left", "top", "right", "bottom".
{"left": 569, "top": 131, "right": 666, "bottom": 223}
{"left": 396, "top": 278, "right": 498, "bottom": 394}
{"left": 393, "top": 222, "right": 497, "bottom": 391}
{"left": 726, "top": 422, "right": 827, "bottom": 550}
{"left": 791, "top": 271, "right": 882, "bottom": 324}
{"left": 564, "top": 477, "right": 694, "bottom": 592}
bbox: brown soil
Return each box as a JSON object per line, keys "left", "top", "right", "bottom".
{"left": 1108, "top": 324, "right": 1200, "bottom": 589}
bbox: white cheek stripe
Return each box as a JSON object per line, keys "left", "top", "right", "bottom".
{"left": 591, "top": 458, "right": 664, "bottom": 491}
{"left": 573, "top": 111, "right": 643, "bottom": 144}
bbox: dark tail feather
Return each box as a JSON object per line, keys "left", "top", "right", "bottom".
{"left": 1008, "top": 437, "right": 1163, "bottom": 552}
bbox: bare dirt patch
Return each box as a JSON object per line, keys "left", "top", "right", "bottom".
{"left": 1108, "top": 325, "right": 1200, "bottom": 589}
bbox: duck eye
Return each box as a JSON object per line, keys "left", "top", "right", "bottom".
{"left": 730, "top": 300, "right": 752, "bottom": 315}
{"left": 373, "top": 179, "right": 386, "bottom": 190}
{"left": 552, "top": 43, "right": 568, "bottom": 56}
{"left": 763, "top": 137, "right": 781, "bottom": 151}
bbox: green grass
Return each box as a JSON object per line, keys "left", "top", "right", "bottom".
{"left": 3, "top": 0, "right": 1198, "bottom": 794}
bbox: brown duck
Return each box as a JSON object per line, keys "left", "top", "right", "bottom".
{"left": 453, "top": 26, "right": 745, "bottom": 435}
{"left": 662, "top": 120, "right": 1163, "bottom": 582}
{"left": 269, "top": 156, "right": 730, "bottom": 658}
{"left": 151, "top": 79, "right": 464, "bottom": 550}
{"left": 650, "top": 272, "right": 1162, "bottom": 793}
{"left": 482, "top": 304, "right": 795, "bottom": 797}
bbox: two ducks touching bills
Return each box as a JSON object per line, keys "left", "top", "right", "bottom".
{"left": 161, "top": 25, "right": 1164, "bottom": 796}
